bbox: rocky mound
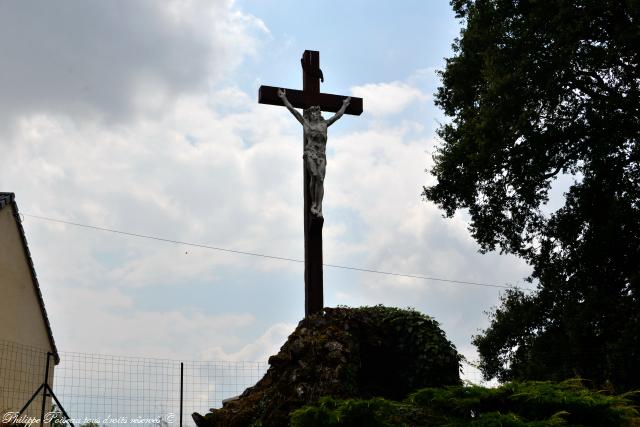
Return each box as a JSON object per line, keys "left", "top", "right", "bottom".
{"left": 193, "top": 306, "right": 461, "bottom": 427}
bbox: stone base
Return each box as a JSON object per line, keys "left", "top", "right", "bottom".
{"left": 192, "top": 306, "right": 461, "bottom": 427}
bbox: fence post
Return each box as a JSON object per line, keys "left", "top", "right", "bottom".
{"left": 180, "top": 362, "right": 184, "bottom": 427}
{"left": 40, "top": 352, "right": 52, "bottom": 427}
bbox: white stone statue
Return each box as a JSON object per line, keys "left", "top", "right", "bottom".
{"left": 277, "top": 88, "right": 351, "bottom": 217}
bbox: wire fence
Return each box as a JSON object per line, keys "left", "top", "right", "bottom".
{"left": 53, "top": 352, "right": 268, "bottom": 427}
{"left": 0, "top": 340, "right": 54, "bottom": 422}
{"left": 1, "top": 339, "right": 488, "bottom": 427}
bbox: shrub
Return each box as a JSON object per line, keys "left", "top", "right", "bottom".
{"left": 290, "top": 380, "right": 640, "bottom": 426}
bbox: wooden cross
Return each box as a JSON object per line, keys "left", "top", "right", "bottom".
{"left": 258, "top": 50, "right": 363, "bottom": 316}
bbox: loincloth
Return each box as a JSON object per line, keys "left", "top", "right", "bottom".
{"left": 303, "top": 150, "right": 327, "bottom": 179}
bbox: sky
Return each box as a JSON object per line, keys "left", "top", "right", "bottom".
{"left": 0, "top": 0, "right": 536, "bottom": 368}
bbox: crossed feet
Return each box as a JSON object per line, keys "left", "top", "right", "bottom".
{"left": 310, "top": 204, "right": 323, "bottom": 217}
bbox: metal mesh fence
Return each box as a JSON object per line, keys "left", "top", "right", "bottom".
{"left": 52, "top": 352, "right": 268, "bottom": 427}
{"left": 0, "top": 340, "right": 268, "bottom": 427}
{"left": 0, "top": 339, "right": 54, "bottom": 422}
{"left": 1, "top": 338, "right": 490, "bottom": 427}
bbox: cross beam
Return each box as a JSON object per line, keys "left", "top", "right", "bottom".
{"left": 258, "top": 50, "right": 362, "bottom": 317}
{"left": 258, "top": 86, "right": 363, "bottom": 115}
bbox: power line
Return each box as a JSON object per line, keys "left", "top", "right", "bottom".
{"left": 21, "top": 213, "right": 532, "bottom": 291}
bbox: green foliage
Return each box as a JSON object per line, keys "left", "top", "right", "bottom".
{"left": 411, "top": 380, "right": 639, "bottom": 426}
{"left": 290, "top": 380, "right": 640, "bottom": 426}
{"left": 290, "top": 397, "right": 407, "bottom": 427}
{"left": 425, "top": 0, "right": 640, "bottom": 389}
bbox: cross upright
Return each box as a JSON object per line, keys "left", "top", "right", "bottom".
{"left": 258, "top": 50, "right": 363, "bottom": 317}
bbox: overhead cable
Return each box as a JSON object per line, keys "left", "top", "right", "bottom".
{"left": 22, "top": 213, "right": 532, "bottom": 291}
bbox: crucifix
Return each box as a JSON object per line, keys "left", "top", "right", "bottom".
{"left": 258, "top": 50, "right": 363, "bottom": 316}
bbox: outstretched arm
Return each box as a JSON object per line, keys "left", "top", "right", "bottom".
{"left": 277, "top": 89, "right": 304, "bottom": 125}
{"left": 326, "top": 97, "right": 351, "bottom": 127}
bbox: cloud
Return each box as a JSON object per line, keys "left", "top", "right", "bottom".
{"left": 351, "top": 81, "right": 428, "bottom": 116}
{"left": 47, "top": 285, "right": 255, "bottom": 359}
{"left": 0, "top": 0, "right": 267, "bottom": 128}
{"left": 7, "top": 90, "right": 306, "bottom": 293}
{"left": 198, "top": 322, "right": 296, "bottom": 362}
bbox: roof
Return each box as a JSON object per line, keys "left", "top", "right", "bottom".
{"left": 0, "top": 192, "right": 60, "bottom": 364}
{"left": 0, "top": 193, "right": 13, "bottom": 210}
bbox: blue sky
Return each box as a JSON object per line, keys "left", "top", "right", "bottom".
{"left": 0, "top": 0, "right": 534, "bottom": 371}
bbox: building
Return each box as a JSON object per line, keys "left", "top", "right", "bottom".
{"left": 0, "top": 192, "right": 59, "bottom": 420}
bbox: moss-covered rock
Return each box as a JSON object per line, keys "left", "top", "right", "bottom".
{"left": 192, "top": 305, "right": 461, "bottom": 427}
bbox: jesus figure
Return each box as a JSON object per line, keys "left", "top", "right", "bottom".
{"left": 277, "top": 88, "right": 351, "bottom": 217}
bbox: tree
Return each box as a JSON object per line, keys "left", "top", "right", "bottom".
{"left": 424, "top": 0, "right": 640, "bottom": 389}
